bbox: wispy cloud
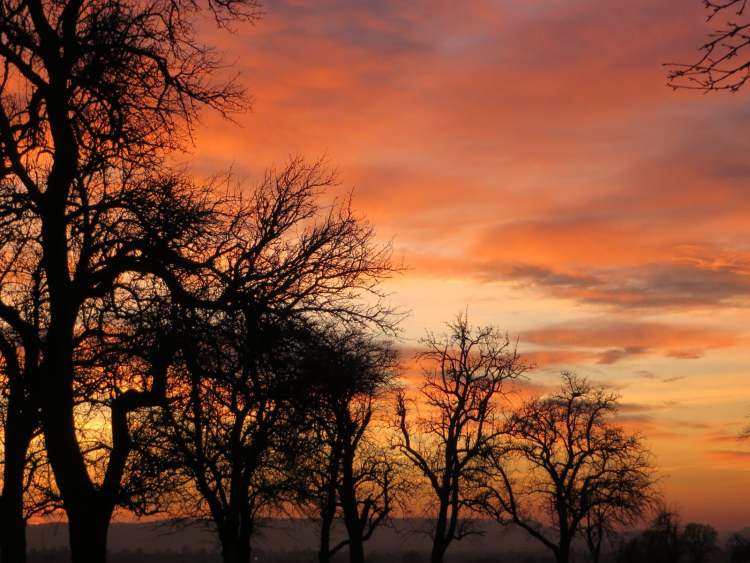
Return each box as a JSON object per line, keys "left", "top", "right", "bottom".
{"left": 522, "top": 320, "right": 740, "bottom": 364}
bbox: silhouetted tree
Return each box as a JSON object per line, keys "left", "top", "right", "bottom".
{"left": 0, "top": 173, "right": 49, "bottom": 563}
{"left": 480, "top": 373, "right": 656, "bottom": 563}
{"left": 394, "top": 314, "right": 526, "bottom": 563}
{"left": 0, "top": 173, "right": 196, "bottom": 563}
{"left": 616, "top": 510, "right": 685, "bottom": 563}
{"left": 582, "top": 488, "right": 657, "bottom": 563}
{"left": 668, "top": 1, "right": 750, "bottom": 92}
{"left": 582, "top": 508, "right": 620, "bottom": 563}
{"left": 729, "top": 532, "right": 750, "bottom": 563}
{"left": 0, "top": 1, "right": 260, "bottom": 561}
{"left": 682, "top": 523, "right": 718, "bottom": 563}
{"left": 131, "top": 160, "right": 394, "bottom": 563}
{"left": 641, "top": 510, "right": 684, "bottom": 563}
{"left": 0, "top": 331, "right": 42, "bottom": 563}
{"left": 156, "top": 312, "right": 308, "bottom": 563}
{"left": 296, "top": 329, "right": 400, "bottom": 563}
{"left": 0, "top": 330, "right": 55, "bottom": 563}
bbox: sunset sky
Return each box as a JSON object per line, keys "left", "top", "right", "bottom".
{"left": 189, "top": 1, "right": 750, "bottom": 528}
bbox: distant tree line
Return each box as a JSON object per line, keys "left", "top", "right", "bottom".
{"left": 615, "top": 509, "right": 750, "bottom": 563}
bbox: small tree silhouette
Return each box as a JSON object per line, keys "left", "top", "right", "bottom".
{"left": 294, "top": 328, "right": 400, "bottom": 563}
{"left": 615, "top": 510, "right": 720, "bottom": 563}
{"left": 479, "top": 373, "right": 657, "bottom": 563}
{"left": 682, "top": 523, "right": 719, "bottom": 563}
{"left": 729, "top": 532, "right": 750, "bottom": 563}
{"left": 394, "top": 314, "right": 527, "bottom": 563}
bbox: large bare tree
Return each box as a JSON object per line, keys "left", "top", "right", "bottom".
{"left": 0, "top": 1, "right": 259, "bottom": 561}
{"left": 394, "top": 314, "right": 527, "bottom": 563}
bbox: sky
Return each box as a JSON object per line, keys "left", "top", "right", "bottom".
{"left": 188, "top": 0, "right": 750, "bottom": 529}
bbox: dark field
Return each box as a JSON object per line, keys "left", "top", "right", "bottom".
{"left": 22, "top": 520, "right": 750, "bottom": 563}
{"left": 25, "top": 520, "right": 549, "bottom": 562}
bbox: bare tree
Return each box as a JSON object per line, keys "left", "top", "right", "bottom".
{"left": 0, "top": 178, "right": 48, "bottom": 563}
{"left": 129, "top": 161, "right": 395, "bottom": 563}
{"left": 0, "top": 1, "right": 263, "bottom": 560}
{"left": 394, "top": 314, "right": 527, "bottom": 563}
{"left": 667, "top": 1, "right": 750, "bottom": 92}
{"left": 0, "top": 329, "right": 55, "bottom": 563}
{"left": 154, "top": 311, "right": 308, "bottom": 563}
{"left": 0, "top": 333, "right": 41, "bottom": 563}
{"left": 295, "top": 328, "right": 400, "bottom": 563}
{"left": 583, "top": 509, "right": 620, "bottom": 563}
{"left": 582, "top": 502, "right": 651, "bottom": 563}
{"left": 480, "top": 373, "right": 657, "bottom": 563}
{"left": 583, "top": 470, "right": 662, "bottom": 563}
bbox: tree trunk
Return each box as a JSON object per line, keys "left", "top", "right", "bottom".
{"left": 346, "top": 537, "right": 364, "bottom": 563}
{"left": 591, "top": 543, "right": 601, "bottom": 563}
{"left": 219, "top": 529, "right": 252, "bottom": 563}
{"left": 0, "top": 394, "right": 34, "bottom": 563}
{"left": 68, "top": 511, "right": 109, "bottom": 563}
{"left": 319, "top": 512, "right": 334, "bottom": 563}
{"left": 430, "top": 539, "right": 448, "bottom": 563}
{"left": 339, "top": 450, "right": 365, "bottom": 563}
{"left": 555, "top": 544, "right": 570, "bottom": 563}
{"left": 338, "top": 499, "right": 364, "bottom": 563}
{"left": 221, "top": 541, "right": 250, "bottom": 563}
{"left": 430, "top": 499, "right": 450, "bottom": 563}
{"left": 41, "top": 341, "right": 108, "bottom": 563}
{"left": 40, "top": 141, "right": 112, "bottom": 562}
{"left": 0, "top": 501, "right": 27, "bottom": 563}
{"left": 585, "top": 519, "right": 603, "bottom": 563}
{"left": 0, "top": 520, "right": 26, "bottom": 563}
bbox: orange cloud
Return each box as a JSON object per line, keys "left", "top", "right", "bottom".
{"left": 522, "top": 320, "right": 741, "bottom": 364}
{"left": 522, "top": 349, "right": 594, "bottom": 369}
{"left": 706, "top": 450, "right": 750, "bottom": 465}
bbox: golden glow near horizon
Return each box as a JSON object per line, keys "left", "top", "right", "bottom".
{"left": 182, "top": 0, "right": 749, "bottom": 528}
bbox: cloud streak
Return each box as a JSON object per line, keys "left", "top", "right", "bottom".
{"left": 522, "top": 320, "right": 741, "bottom": 364}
